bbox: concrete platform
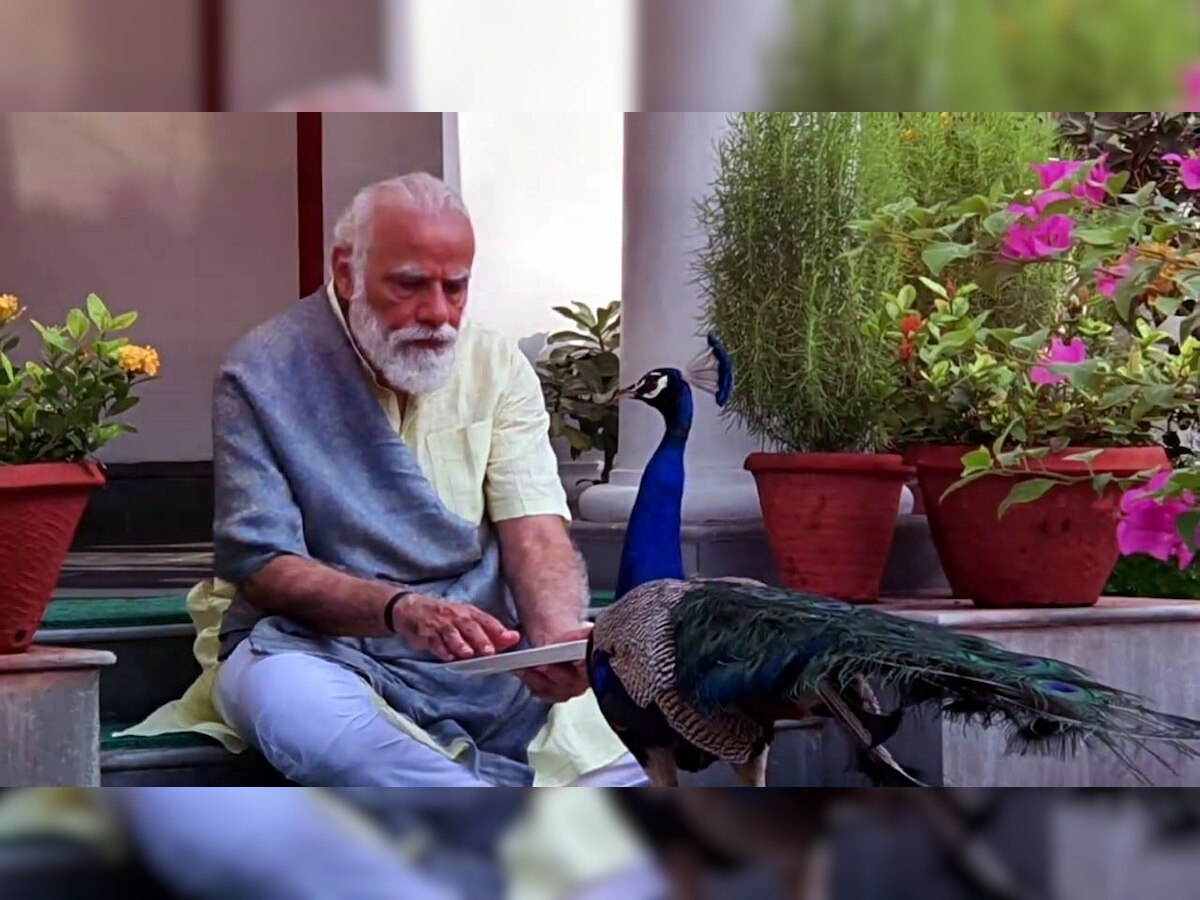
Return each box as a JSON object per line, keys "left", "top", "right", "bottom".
{"left": 0, "top": 646, "right": 115, "bottom": 787}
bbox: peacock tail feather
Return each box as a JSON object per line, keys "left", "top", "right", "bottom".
{"left": 666, "top": 582, "right": 1200, "bottom": 782}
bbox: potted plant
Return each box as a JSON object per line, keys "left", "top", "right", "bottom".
{"left": 696, "top": 112, "right": 911, "bottom": 603}
{"left": 534, "top": 300, "right": 620, "bottom": 502}
{"left": 859, "top": 155, "right": 1200, "bottom": 607}
{"left": 0, "top": 292, "right": 159, "bottom": 652}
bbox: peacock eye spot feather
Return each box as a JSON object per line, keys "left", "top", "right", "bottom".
{"left": 1042, "top": 680, "right": 1082, "bottom": 694}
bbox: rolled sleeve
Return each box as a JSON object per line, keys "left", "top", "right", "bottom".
{"left": 485, "top": 345, "right": 571, "bottom": 523}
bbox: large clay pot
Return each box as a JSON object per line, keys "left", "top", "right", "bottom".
{"left": 910, "top": 444, "right": 1169, "bottom": 608}
{"left": 0, "top": 462, "right": 105, "bottom": 652}
{"left": 745, "top": 453, "right": 914, "bottom": 603}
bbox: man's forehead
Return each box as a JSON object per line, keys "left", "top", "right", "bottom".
{"left": 387, "top": 262, "right": 472, "bottom": 279}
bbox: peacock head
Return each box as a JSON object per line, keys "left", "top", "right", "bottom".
{"left": 616, "top": 332, "right": 733, "bottom": 419}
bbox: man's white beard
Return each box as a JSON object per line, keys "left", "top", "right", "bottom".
{"left": 347, "top": 296, "right": 459, "bottom": 396}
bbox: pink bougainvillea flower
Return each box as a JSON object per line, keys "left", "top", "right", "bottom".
{"left": 1006, "top": 190, "right": 1072, "bottom": 220}
{"left": 1029, "top": 336, "right": 1087, "bottom": 386}
{"left": 1181, "top": 63, "right": 1200, "bottom": 111}
{"left": 1074, "top": 154, "right": 1112, "bottom": 205}
{"left": 1032, "top": 159, "right": 1084, "bottom": 189}
{"left": 1163, "top": 151, "right": 1200, "bottom": 190}
{"left": 1117, "top": 471, "right": 1197, "bottom": 570}
{"left": 1095, "top": 253, "right": 1134, "bottom": 298}
{"left": 1002, "top": 214, "right": 1075, "bottom": 261}
{"left": 1031, "top": 156, "right": 1111, "bottom": 205}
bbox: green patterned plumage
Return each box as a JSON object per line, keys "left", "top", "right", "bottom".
{"left": 678, "top": 582, "right": 1200, "bottom": 778}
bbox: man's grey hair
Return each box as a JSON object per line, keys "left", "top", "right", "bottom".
{"left": 329, "top": 172, "right": 470, "bottom": 289}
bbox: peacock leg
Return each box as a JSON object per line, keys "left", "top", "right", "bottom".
{"left": 730, "top": 747, "right": 769, "bottom": 787}
{"left": 816, "top": 677, "right": 927, "bottom": 787}
{"left": 644, "top": 748, "right": 680, "bottom": 787}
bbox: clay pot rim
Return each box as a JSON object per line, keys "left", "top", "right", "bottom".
{"left": 0, "top": 460, "right": 106, "bottom": 490}
{"left": 905, "top": 443, "right": 1168, "bottom": 477}
{"left": 744, "top": 451, "right": 915, "bottom": 477}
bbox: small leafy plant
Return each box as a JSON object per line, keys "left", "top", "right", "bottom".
{"left": 535, "top": 300, "right": 620, "bottom": 484}
{"left": 0, "top": 292, "right": 160, "bottom": 464}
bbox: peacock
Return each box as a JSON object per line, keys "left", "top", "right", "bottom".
{"left": 587, "top": 335, "right": 1200, "bottom": 788}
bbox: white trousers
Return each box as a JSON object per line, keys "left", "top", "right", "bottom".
{"left": 214, "top": 639, "right": 648, "bottom": 788}
{"left": 105, "top": 787, "right": 669, "bottom": 900}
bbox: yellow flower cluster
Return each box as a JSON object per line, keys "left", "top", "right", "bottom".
{"left": 939, "top": 112, "right": 954, "bottom": 130}
{"left": 0, "top": 293, "right": 21, "bottom": 324}
{"left": 900, "top": 126, "right": 917, "bottom": 143}
{"left": 117, "top": 344, "right": 161, "bottom": 377}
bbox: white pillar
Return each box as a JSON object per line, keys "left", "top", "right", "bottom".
{"left": 577, "top": 113, "right": 763, "bottom": 524}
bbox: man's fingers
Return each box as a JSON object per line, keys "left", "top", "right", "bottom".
{"left": 457, "top": 619, "right": 496, "bottom": 656}
{"left": 427, "top": 633, "right": 455, "bottom": 662}
{"left": 473, "top": 611, "right": 520, "bottom": 649}
{"left": 438, "top": 625, "right": 474, "bottom": 659}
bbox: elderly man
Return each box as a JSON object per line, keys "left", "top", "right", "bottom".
{"left": 203, "top": 171, "right": 641, "bottom": 788}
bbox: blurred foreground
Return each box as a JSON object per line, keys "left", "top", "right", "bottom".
{"left": 0, "top": 0, "right": 1197, "bottom": 111}
{"left": 0, "top": 788, "right": 1198, "bottom": 900}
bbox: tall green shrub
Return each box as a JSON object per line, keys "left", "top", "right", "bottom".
{"left": 696, "top": 113, "right": 889, "bottom": 453}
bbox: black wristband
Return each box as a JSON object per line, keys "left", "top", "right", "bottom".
{"left": 383, "top": 590, "right": 412, "bottom": 634}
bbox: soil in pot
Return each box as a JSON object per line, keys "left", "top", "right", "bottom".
{"left": 912, "top": 445, "right": 1169, "bottom": 608}
{"left": 745, "top": 452, "right": 914, "bottom": 603}
{"left": 0, "top": 462, "right": 105, "bottom": 652}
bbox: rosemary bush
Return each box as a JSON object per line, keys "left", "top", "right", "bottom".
{"left": 697, "top": 112, "right": 888, "bottom": 453}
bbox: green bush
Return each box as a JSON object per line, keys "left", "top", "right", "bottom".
{"left": 696, "top": 112, "right": 889, "bottom": 453}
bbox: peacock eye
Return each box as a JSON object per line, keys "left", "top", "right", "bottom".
{"left": 641, "top": 374, "right": 670, "bottom": 399}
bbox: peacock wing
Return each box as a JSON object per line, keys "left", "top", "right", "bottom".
{"left": 592, "top": 579, "right": 765, "bottom": 763}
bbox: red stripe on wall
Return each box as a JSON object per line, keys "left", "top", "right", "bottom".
{"left": 296, "top": 112, "right": 325, "bottom": 297}
{"left": 199, "top": 0, "right": 225, "bottom": 111}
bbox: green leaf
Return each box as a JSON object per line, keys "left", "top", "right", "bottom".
{"left": 1097, "top": 384, "right": 1140, "bottom": 409}
{"left": 1064, "top": 449, "right": 1104, "bottom": 464}
{"left": 959, "top": 446, "right": 994, "bottom": 473}
{"left": 998, "top": 479, "right": 1060, "bottom": 520}
{"left": 896, "top": 284, "right": 917, "bottom": 307}
{"left": 1008, "top": 327, "right": 1051, "bottom": 354}
{"left": 982, "top": 210, "right": 1015, "bottom": 237}
{"left": 36, "top": 326, "right": 71, "bottom": 353}
{"left": 1091, "top": 473, "right": 1114, "bottom": 497}
{"left": 917, "top": 277, "right": 948, "bottom": 299}
{"left": 921, "top": 242, "right": 975, "bottom": 277}
{"left": 1153, "top": 295, "right": 1185, "bottom": 317}
{"left": 1177, "top": 511, "right": 1200, "bottom": 548}
{"left": 86, "top": 294, "right": 110, "bottom": 329}
{"left": 1074, "top": 227, "right": 1126, "bottom": 246}
{"left": 66, "top": 309, "right": 89, "bottom": 340}
{"left": 109, "top": 311, "right": 138, "bottom": 330}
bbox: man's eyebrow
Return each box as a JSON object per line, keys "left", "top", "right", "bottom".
{"left": 384, "top": 266, "right": 471, "bottom": 282}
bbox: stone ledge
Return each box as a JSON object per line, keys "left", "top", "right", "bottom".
{"left": 882, "top": 596, "right": 1200, "bottom": 630}
{"left": 0, "top": 645, "right": 116, "bottom": 673}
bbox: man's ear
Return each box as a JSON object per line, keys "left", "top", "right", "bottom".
{"left": 330, "top": 247, "right": 355, "bottom": 301}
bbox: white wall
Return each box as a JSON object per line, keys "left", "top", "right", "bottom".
{"left": 457, "top": 113, "right": 624, "bottom": 343}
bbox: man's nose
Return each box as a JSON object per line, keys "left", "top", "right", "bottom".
{"left": 415, "top": 285, "right": 451, "bottom": 328}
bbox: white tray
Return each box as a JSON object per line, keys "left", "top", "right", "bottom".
{"left": 441, "top": 639, "right": 588, "bottom": 675}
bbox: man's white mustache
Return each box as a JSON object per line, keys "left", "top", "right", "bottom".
{"left": 389, "top": 325, "right": 458, "bottom": 349}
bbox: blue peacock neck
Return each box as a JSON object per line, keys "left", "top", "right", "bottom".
{"left": 614, "top": 386, "right": 693, "bottom": 599}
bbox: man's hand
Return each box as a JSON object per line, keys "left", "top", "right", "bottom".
{"left": 518, "top": 623, "right": 593, "bottom": 704}
{"left": 391, "top": 594, "right": 521, "bottom": 661}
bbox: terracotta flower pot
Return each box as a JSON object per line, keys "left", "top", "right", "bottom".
{"left": 910, "top": 444, "right": 1169, "bottom": 608}
{"left": 745, "top": 453, "right": 914, "bottom": 603}
{"left": 0, "top": 462, "right": 105, "bottom": 652}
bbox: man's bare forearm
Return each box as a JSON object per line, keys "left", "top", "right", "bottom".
{"left": 496, "top": 516, "right": 588, "bottom": 644}
{"left": 241, "top": 554, "right": 399, "bottom": 636}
